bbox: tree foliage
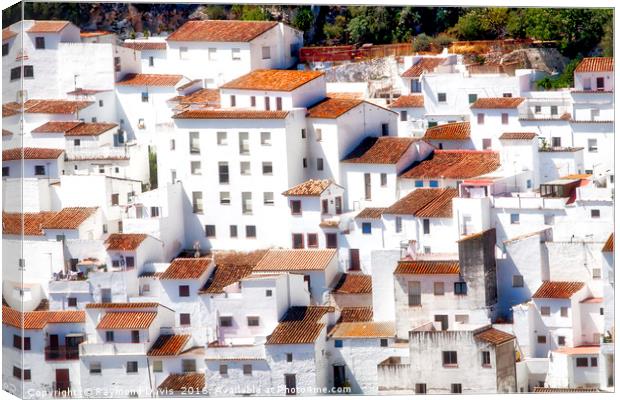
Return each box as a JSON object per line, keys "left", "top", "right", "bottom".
{"left": 292, "top": 7, "right": 314, "bottom": 33}
{"left": 536, "top": 56, "right": 583, "bottom": 90}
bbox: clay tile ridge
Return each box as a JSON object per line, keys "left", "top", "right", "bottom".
{"left": 282, "top": 179, "right": 335, "bottom": 197}
{"left": 342, "top": 136, "right": 416, "bottom": 164}
{"left": 160, "top": 258, "right": 212, "bottom": 280}
{"left": 423, "top": 122, "right": 470, "bottom": 140}
{"left": 532, "top": 281, "right": 585, "bottom": 299}
{"left": 26, "top": 20, "right": 71, "bottom": 33}
{"left": 470, "top": 97, "right": 525, "bottom": 109}
{"left": 306, "top": 97, "right": 363, "bottom": 119}
{"left": 220, "top": 69, "right": 324, "bottom": 92}
{"left": 389, "top": 95, "right": 425, "bottom": 108}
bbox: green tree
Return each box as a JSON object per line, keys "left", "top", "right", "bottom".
{"left": 323, "top": 15, "right": 348, "bottom": 43}
{"left": 393, "top": 7, "right": 420, "bottom": 42}
{"left": 204, "top": 5, "right": 227, "bottom": 20}
{"left": 240, "top": 5, "right": 269, "bottom": 21}
{"left": 412, "top": 33, "right": 432, "bottom": 52}
{"left": 292, "top": 7, "right": 314, "bottom": 33}
{"left": 599, "top": 20, "right": 613, "bottom": 57}
{"left": 535, "top": 56, "right": 583, "bottom": 90}
{"left": 347, "top": 6, "right": 394, "bottom": 44}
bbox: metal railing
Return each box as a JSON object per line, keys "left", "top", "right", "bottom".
{"left": 45, "top": 346, "right": 80, "bottom": 361}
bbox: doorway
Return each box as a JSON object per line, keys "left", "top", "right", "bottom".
{"left": 284, "top": 374, "right": 297, "bottom": 395}
{"left": 55, "top": 369, "right": 70, "bottom": 392}
{"left": 349, "top": 249, "right": 360, "bottom": 271}
{"left": 333, "top": 365, "right": 346, "bottom": 389}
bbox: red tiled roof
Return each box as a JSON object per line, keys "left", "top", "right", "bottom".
{"left": 532, "top": 281, "right": 585, "bottom": 299}
{"left": 329, "top": 321, "right": 395, "bottom": 338}
{"left": 282, "top": 179, "right": 335, "bottom": 196}
{"left": 174, "top": 88, "right": 220, "bottom": 107}
{"left": 499, "top": 132, "right": 537, "bottom": 140}
{"left": 338, "top": 307, "right": 373, "bottom": 323}
{"left": 333, "top": 274, "right": 372, "bottom": 294}
{"left": 122, "top": 41, "right": 167, "bottom": 50}
{"left": 3, "top": 147, "right": 64, "bottom": 161}
{"left": 105, "top": 233, "right": 148, "bottom": 251}
{"left": 401, "top": 150, "right": 500, "bottom": 179}
{"left": 552, "top": 345, "right": 600, "bottom": 355}
{"left": 266, "top": 306, "right": 332, "bottom": 345}
{"left": 254, "top": 249, "right": 336, "bottom": 272}
{"left": 80, "top": 30, "right": 113, "bottom": 38}
{"left": 160, "top": 258, "right": 212, "bottom": 280}
{"left": 385, "top": 188, "right": 457, "bottom": 218}
{"left": 97, "top": 311, "right": 157, "bottom": 329}
{"left": 221, "top": 69, "right": 324, "bottom": 92}
{"left": 389, "top": 95, "right": 424, "bottom": 108}
{"left": 355, "top": 208, "right": 386, "bottom": 220}
{"left": 148, "top": 334, "right": 191, "bottom": 356}
{"left": 602, "top": 233, "right": 613, "bottom": 253}
{"left": 533, "top": 387, "right": 598, "bottom": 393}
{"left": 167, "top": 20, "right": 278, "bottom": 42}
{"left": 343, "top": 136, "right": 416, "bottom": 164}
{"left": 2, "top": 102, "right": 20, "bottom": 117}
{"left": 424, "top": 122, "right": 470, "bottom": 140}
{"left": 23, "top": 99, "right": 93, "bottom": 114}
{"left": 85, "top": 302, "right": 159, "bottom": 309}
{"left": 326, "top": 92, "right": 364, "bottom": 100}
{"left": 41, "top": 207, "right": 97, "bottom": 230}
{"left": 2, "top": 28, "right": 17, "bottom": 41}
{"left": 474, "top": 327, "right": 515, "bottom": 345}
{"left": 117, "top": 73, "right": 184, "bottom": 86}
{"left": 402, "top": 57, "right": 445, "bottom": 78}
{"left": 394, "top": 260, "right": 460, "bottom": 275}
{"left": 199, "top": 265, "right": 254, "bottom": 294}
{"left": 32, "top": 121, "right": 82, "bottom": 133}
{"left": 306, "top": 97, "right": 363, "bottom": 118}
{"left": 2, "top": 306, "right": 85, "bottom": 329}
{"left": 3, "top": 211, "right": 58, "bottom": 236}
{"left": 575, "top": 57, "right": 613, "bottom": 73}
{"left": 64, "top": 123, "right": 118, "bottom": 136}
{"left": 158, "top": 373, "right": 205, "bottom": 392}
{"left": 26, "top": 20, "right": 70, "bottom": 33}
{"left": 173, "top": 109, "right": 288, "bottom": 119}
{"left": 471, "top": 97, "right": 525, "bottom": 109}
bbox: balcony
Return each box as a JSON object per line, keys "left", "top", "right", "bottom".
{"left": 45, "top": 346, "right": 79, "bottom": 361}
{"left": 80, "top": 341, "right": 148, "bottom": 356}
{"left": 205, "top": 341, "right": 266, "bottom": 361}
{"left": 65, "top": 146, "right": 129, "bottom": 161}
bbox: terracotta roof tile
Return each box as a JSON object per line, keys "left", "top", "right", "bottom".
{"left": 499, "top": 132, "right": 537, "bottom": 140}
{"left": 343, "top": 136, "right": 416, "bottom": 164}
{"left": 474, "top": 327, "right": 515, "bottom": 345}
{"left": 532, "top": 281, "right": 585, "bottom": 299}
{"left": 533, "top": 387, "right": 598, "bottom": 393}
{"left": 389, "top": 95, "right": 424, "bottom": 108}
{"left": 254, "top": 249, "right": 336, "bottom": 272}
{"left": 333, "top": 274, "right": 372, "bottom": 294}
{"left": 26, "top": 21, "right": 70, "bottom": 33}
{"left": 2, "top": 102, "right": 21, "bottom": 117}
{"left": 85, "top": 302, "right": 159, "bottom": 309}
{"left": 148, "top": 334, "right": 191, "bottom": 356}
{"left": 213, "top": 249, "right": 269, "bottom": 268}
{"left": 385, "top": 188, "right": 457, "bottom": 217}
{"left": 602, "top": 233, "right": 613, "bottom": 253}
{"left": 23, "top": 99, "right": 93, "bottom": 114}
{"left": 401, "top": 150, "right": 500, "bottom": 179}
{"left": 174, "top": 88, "right": 220, "bottom": 107}
{"left": 575, "top": 57, "right": 613, "bottom": 73}
{"left": 160, "top": 258, "right": 211, "bottom": 280}
{"left": 552, "top": 345, "right": 600, "bottom": 355}
{"left": 394, "top": 260, "right": 460, "bottom": 275}
{"left": 117, "top": 73, "right": 184, "bottom": 86}
{"left": 282, "top": 179, "right": 335, "bottom": 196}
{"left": 3, "top": 28, "right": 17, "bottom": 41}
{"left": 338, "top": 307, "right": 373, "bottom": 323}
{"left": 329, "top": 321, "right": 395, "bottom": 338}
{"left": 167, "top": 20, "right": 278, "bottom": 42}
{"left": 471, "top": 97, "right": 525, "bottom": 109}
{"left": 96, "top": 311, "right": 157, "bottom": 329}
{"left": 402, "top": 58, "right": 445, "bottom": 78}
{"left": 3, "top": 147, "right": 64, "bottom": 161}
{"left": 158, "top": 373, "right": 205, "bottom": 392}
{"left": 80, "top": 30, "right": 113, "bottom": 38}
{"left": 424, "top": 122, "right": 470, "bottom": 140}
{"left": 3, "top": 211, "right": 58, "bottom": 236}
{"left": 306, "top": 98, "right": 363, "bottom": 118}
{"left": 355, "top": 208, "right": 386, "bottom": 220}
{"left": 65, "top": 122, "right": 118, "bottom": 136}
{"left": 173, "top": 109, "right": 288, "bottom": 119}
{"left": 2, "top": 129, "right": 12, "bottom": 137}
{"left": 266, "top": 306, "right": 332, "bottom": 345}
{"left": 221, "top": 69, "right": 324, "bottom": 92}
{"left": 32, "top": 121, "right": 83, "bottom": 133}
{"left": 122, "top": 41, "right": 167, "bottom": 50}
{"left": 2, "top": 306, "right": 84, "bottom": 329}
{"left": 326, "top": 92, "right": 364, "bottom": 100}
{"left": 199, "top": 265, "right": 254, "bottom": 294}
{"left": 42, "top": 207, "right": 97, "bottom": 230}
{"left": 105, "top": 233, "right": 148, "bottom": 251}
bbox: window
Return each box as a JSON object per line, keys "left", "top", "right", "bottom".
{"left": 468, "top": 94, "right": 477, "bottom": 104}
{"left": 551, "top": 137, "right": 562, "bottom": 147}
{"left": 334, "top": 340, "right": 343, "bottom": 348}
{"left": 415, "top": 384, "right": 427, "bottom": 394}
{"left": 242, "top": 192, "right": 252, "bottom": 214}
{"left": 442, "top": 351, "right": 458, "bottom": 367}
{"left": 510, "top": 213, "right": 520, "bottom": 224}
{"left": 292, "top": 234, "right": 304, "bottom": 249}
{"left": 535, "top": 105, "right": 542, "bottom": 114}
{"left": 477, "top": 113, "right": 485, "bottom": 124}
{"left": 400, "top": 110, "right": 407, "bottom": 121}
{"left": 576, "top": 358, "right": 588, "bottom": 367}
{"left": 591, "top": 357, "right": 598, "bottom": 367}
{"left": 2, "top": 167, "right": 8, "bottom": 177}
{"left": 512, "top": 275, "right": 524, "bottom": 288}
{"left": 246, "top": 225, "right": 256, "bottom": 238}
{"left": 560, "top": 307, "right": 568, "bottom": 317}
{"left": 415, "top": 180, "right": 424, "bottom": 188}
{"left": 454, "top": 282, "right": 467, "bottom": 295}
{"left": 537, "top": 335, "right": 546, "bottom": 344}
{"left": 208, "top": 48, "right": 216, "bottom": 61}
{"left": 316, "top": 128, "right": 322, "bottom": 142}
{"left": 302, "top": 158, "right": 308, "bottom": 168}
{"left": 239, "top": 132, "right": 249, "bottom": 154}
{"left": 138, "top": 118, "right": 145, "bottom": 129}
{"left": 550, "top": 105, "right": 558, "bottom": 115}
{"left": 558, "top": 336, "right": 566, "bottom": 346}
{"left": 148, "top": 56, "right": 154, "bottom": 67}
{"left": 179, "top": 285, "right": 190, "bottom": 297}
{"left": 248, "top": 96, "right": 256, "bottom": 107}
{"left": 264, "top": 192, "right": 274, "bottom": 206}
{"left": 423, "top": 219, "right": 430, "bottom": 234}
{"left": 276, "top": 97, "right": 282, "bottom": 111}
{"left": 243, "top": 364, "right": 252, "bottom": 375}
{"left": 326, "top": 233, "right": 337, "bottom": 248}
{"left": 192, "top": 192, "right": 203, "bottom": 213}
{"left": 286, "top": 353, "right": 293, "bottom": 362}
{"left": 307, "top": 234, "right": 318, "bottom": 248}
{"left": 290, "top": 200, "right": 302, "bottom": 215}
{"left": 73, "top": 139, "right": 82, "bottom": 147}
{"left": 590, "top": 109, "right": 600, "bottom": 119}
{"left": 179, "top": 47, "right": 188, "bottom": 59}
{"left": 220, "top": 316, "right": 233, "bottom": 327}
{"left": 68, "top": 297, "right": 77, "bottom": 307}
{"left": 180, "top": 313, "right": 191, "bottom": 326}
{"left": 90, "top": 362, "right": 102, "bottom": 375}
{"left": 247, "top": 316, "right": 260, "bottom": 327}
{"left": 219, "top": 364, "right": 228, "bottom": 375}
{"left": 362, "top": 223, "right": 372, "bottom": 234}
{"left": 408, "top": 281, "right": 421, "bottom": 306}
{"left": 451, "top": 384, "right": 462, "bottom": 394}
{"left": 126, "top": 361, "right": 138, "bottom": 374}
{"left": 262, "top": 162, "right": 273, "bottom": 175}
{"left": 264, "top": 97, "right": 270, "bottom": 110}
{"left": 482, "top": 351, "right": 491, "bottom": 367}
{"left": 266, "top": 289, "right": 273, "bottom": 297}
{"left": 301, "top": 129, "right": 307, "bottom": 139}
{"left": 321, "top": 199, "right": 329, "bottom": 214}
{"left": 217, "top": 131, "right": 227, "bottom": 145}
{"left": 105, "top": 331, "right": 114, "bottom": 342}
{"left": 455, "top": 314, "right": 469, "bottom": 324}
{"left": 34, "top": 165, "right": 46, "bottom": 176}
{"left": 593, "top": 268, "right": 601, "bottom": 279}
{"left": 230, "top": 225, "right": 238, "bottom": 238}
{"left": 13, "top": 335, "right": 21, "bottom": 349}
{"left": 541, "top": 306, "right": 550, "bottom": 316}
{"left": 380, "top": 339, "right": 388, "bottom": 347}
{"left": 10, "top": 67, "right": 20, "bottom": 80}
{"left": 220, "top": 192, "right": 231, "bottom": 205}
{"left": 13, "top": 367, "right": 21, "bottom": 380}
{"left": 218, "top": 162, "right": 229, "bottom": 184}
{"left": 262, "top": 46, "right": 271, "bottom": 59}
{"left": 381, "top": 123, "right": 389, "bottom": 136}
{"left": 317, "top": 158, "right": 324, "bottom": 171}
{"left": 205, "top": 225, "right": 216, "bottom": 238}
{"left": 380, "top": 173, "right": 388, "bottom": 187}
{"left": 501, "top": 113, "right": 509, "bottom": 125}
{"left": 191, "top": 161, "right": 202, "bottom": 175}
{"left": 2, "top": 43, "right": 8, "bottom": 56}
{"left": 503, "top": 93, "right": 512, "bottom": 98}
{"left": 591, "top": 209, "right": 600, "bottom": 218}
{"left": 261, "top": 132, "right": 271, "bottom": 146}
{"left": 141, "top": 92, "right": 149, "bottom": 102}
{"left": 230, "top": 95, "right": 236, "bottom": 107}
{"left": 232, "top": 48, "right": 241, "bottom": 60}
{"left": 23, "top": 65, "right": 33, "bottom": 78}
{"left": 113, "top": 56, "right": 122, "bottom": 72}
{"left": 596, "top": 77, "right": 605, "bottom": 90}
{"left": 395, "top": 217, "right": 403, "bottom": 233}
{"left": 434, "top": 282, "right": 444, "bottom": 296}
{"left": 189, "top": 132, "right": 200, "bottom": 154}
{"left": 588, "top": 139, "right": 598, "bottom": 152}
{"left": 438, "top": 93, "right": 447, "bottom": 102}
{"left": 111, "top": 193, "right": 119, "bottom": 205}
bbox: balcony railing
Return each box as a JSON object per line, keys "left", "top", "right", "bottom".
{"left": 45, "top": 346, "right": 80, "bottom": 361}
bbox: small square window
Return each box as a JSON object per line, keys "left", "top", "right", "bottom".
{"left": 468, "top": 94, "right": 477, "bottom": 104}
{"left": 262, "top": 162, "right": 273, "bottom": 175}
{"left": 334, "top": 340, "right": 343, "bottom": 348}
{"left": 286, "top": 353, "right": 293, "bottom": 362}
{"left": 537, "top": 335, "right": 546, "bottom": 344}
{"left": 220, "top": 192, "right": 231, "bottom": 205}
{"left": 105, "top": 331, "right": 114, "bottom": 342}
{"left": 34, "top": 165, "right": 46, "bottom": 176}
{"left": 576, "top": 357, "right": 588, "bottom": 367}
{"left": 261, "top": 46, "right": 271, "bottom": 59}
{"left": 512, "top": 275, "right": 524, "bottom": 288}
{"left": 68, "top": 297, "right": 77, "bottom": 307}
{"left": 481, "top": 351, "right": 491, "bottom": 367}
{"left": 266, "top": 289, "right": 272, "bottom": 297}
{"left": 152, "top": 360, "right": 163, "bottom": 373}
{"left": 219, "top": 364, "right": 228, "bottom": 375}
{"left": 362, "top": 222, "right": 372, "bottom": 234}
{"left": 141, "top": 92, "right": 149, "bottom": 102}
{"left": 454, "top": 282, "right": 467, "bottom": 295}
{"left": 247, "top": 316, "right": 260, "bottom": 327}
{"left": 179, "top": 285, "right": 190, "bottom": 297}
{"left": 591, "top": 209, "right": 600, "bottom": 218}
{"left": 534, "top": 105, "right": 542, "bottom": 114}
{"left": 558, "top": 336, "right": 566, "bottom": 346}
{"left": 232, "top": 48, "right": 241, "bottom": 60}
{"left": 550, "top": 106, "right": 558, "bottom": 115}
{"left": 433, "top": 282, "right": 444, "bottom": 296}
{"left": 180, "top": 313, "right": 191, "bottom": 326}
{"left": 541, "top": 306, "right": 550, "bottom": 316}
{"left": 415, "top": 180, "right": 424, "bottom": 188}
{"left": 560, "top": 307, "right": 568, "bottom": 317}
{"left": 264, "top": 192, "right": 274, "bottom": 206}
{"left": 261, "top": 132, "right": 271, "bottom": 146}
{"left": 205, "top": 225, "right": 216, "bottom": 238}
{"left": 438, "top": 93, "right": 447, "bottom": 102}
{"left": 220, "top": 316, "right": 233, "bottom": 327}
{"left": 380, "top": 339, "right": 388, "bottom": 347}
{"left": 477, "top": 113, "right": 485, "bottom": 125}
{"left": 90, "top": 362, "right": 102, "bottom": 375}
{"left": 501, "top": 113, "right": 509, "bottom": 125}
{"left": 429, "top": 180, "right": 439, "bottom": 188}
{"left": 230, "top": 225, "right": 238, "bottom": 238}
{"left": 415, "top": 384, "right": 427, "bottom": 394}
{"left": 243, "top": 364, "right": 252, "bottom": 375}
{"left": 591, "top": 357, "right": 598, "bottom": 367}
{"left": 380, "top": 173, "right": 387, "bottom": 187}
{"left": 290, "top": 200, "right": 302, "bottom": 215}
{"left": 217, "top": 132, "right": 227, "bottom": 145}
{"left": 307, "top": 233, "right": 318, "bottom": 248}
{"left": 593, "top": 268, "right": 601, "bottom": 279}
{"left": 451, "top": 384, "right": 462, "bottom": 394}
{"left": 126, "top": 361, "right": 138, "bottom": 374}
{"left": 246, "top": 225, "right": 256, "bottom": 238}
{"left": 510, "top": 213, "right": 520, "bottom": 224}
